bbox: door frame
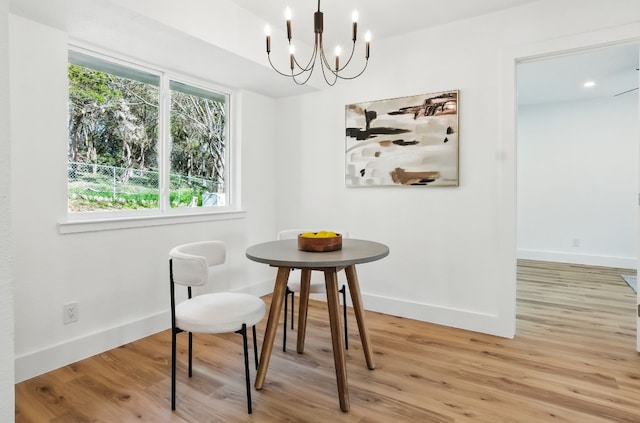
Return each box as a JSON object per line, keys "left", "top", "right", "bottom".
{"left": 498, "top": 22, "right": 640, "bottom": 347}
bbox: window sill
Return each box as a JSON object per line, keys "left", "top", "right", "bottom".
{"left": 58, "top": 209, "right": 247, "bottom": 234}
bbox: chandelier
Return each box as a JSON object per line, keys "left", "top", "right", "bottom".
{"left": 264, "top": 0, "right": 371, "bottom": 86}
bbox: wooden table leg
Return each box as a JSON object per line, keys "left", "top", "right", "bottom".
{"left": 345, "top": 265, "right": 375, "bottom": 370}
{"left": 324, "top": 269, "right": 350, "bottom": 412}
{"left": 296, "top": 268, "right": 311, "bottom": 354}
{"left": 255, "top": 266, "right": 290, "bottom": 390}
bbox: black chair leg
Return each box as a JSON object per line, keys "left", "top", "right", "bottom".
{"left": 283, "top": 287, "right": 294, "bottom": 352}
{"left": 171, "top": 330, "right": 177, "bottom": 410}
{"left": 339, "top": 285, "right": 348, "bottom": 350}
{"left": 283, "top": 287, "right": 288, "bottom": 352}
{"left": 252, "top": 325, "right": 259, "bottom": 369}
{"left": 290, "top": 289, "right": 295, "bottom": 329}
{"left": 188, "top": 332, "right": 193, "bottom": 377}
{"left": 237, "top": 324, "right": 253, "bottom": 414}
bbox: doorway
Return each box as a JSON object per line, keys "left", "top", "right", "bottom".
{"left": 514, "top": 44, "right": 640, "bottom": 342}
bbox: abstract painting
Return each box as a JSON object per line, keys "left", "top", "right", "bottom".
{"left": 345, "top": 90, "right": 459, "bottom": 187}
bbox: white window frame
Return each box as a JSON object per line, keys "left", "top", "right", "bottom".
{"left": 59, "top": 45, "right": 244, "bottom": 234}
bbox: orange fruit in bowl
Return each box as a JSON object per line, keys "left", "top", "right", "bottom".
{"left": 299, "top": 231, "right": 339, "bottom": 239}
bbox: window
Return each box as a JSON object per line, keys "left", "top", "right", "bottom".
{"left": 67, "top": 50, "right": 230, "bottom": 215}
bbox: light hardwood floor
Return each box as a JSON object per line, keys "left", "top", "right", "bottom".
{"left": 15, "top": 260, "right": 640, "bottom": 422}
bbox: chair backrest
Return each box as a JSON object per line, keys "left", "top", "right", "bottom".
{"left": 277, "top": 229, "right": 349, "bottom": 240}
{"left": 169, "top": 241, "right": 226, "bottom": 287}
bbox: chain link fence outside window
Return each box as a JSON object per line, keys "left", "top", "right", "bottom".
{"left": 68, "top": 162, "right": 224, "bottom": 212}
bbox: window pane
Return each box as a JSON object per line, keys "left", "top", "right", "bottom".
{"left": 169, "top": 81, "right": 227, "bottom": 208}
{"left": 67, "top": 55, "right": 160, "bottom": 212}
{"left": 69, "top": 51, "right": 160, "bottom": 86}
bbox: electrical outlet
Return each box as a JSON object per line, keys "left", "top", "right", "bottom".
{"left": 572, "top": 238, "right": 580, "bottom": 248}
{"left": 63, "top": 302, "right": 79, "bottom": 324}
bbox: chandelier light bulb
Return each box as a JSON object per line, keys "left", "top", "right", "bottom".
{"left": 285, "top": 7, "right": 292, "bottom": 40}
{"left": 265, "top": 25, "right": 271, "bottom": 53}
{"left": 364, "top": 32, "right": 371, "bottom": 59}
{"left": 351, "top": 11, "right": 358, "bottom": 41}
{"left": 289, "top": 44, "right": 295, "bottom": 70}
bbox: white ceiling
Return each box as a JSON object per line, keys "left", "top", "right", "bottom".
{"left": 8, "top": 0, "right": 639, "bottom": 102}
{"left": 234, "top": 0, "right": 539, "bottom": 45}
{"left": 517, "top": 44, "right": 639, "bottom": 106}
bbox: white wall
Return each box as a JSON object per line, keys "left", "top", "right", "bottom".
{"left": 274, "top": 0, "right": 640, "bottom": 338}
{"left": 9, "top": 0, "right": 640, "bottom": 388}
{"left": 0, "top": 0, "right": 15, "bottom": 417}
{"left": 518, "top": 95, "right": 639, "bottom": 268}
{"left": 9, "top": 14, "right": 279, "bottom": 382}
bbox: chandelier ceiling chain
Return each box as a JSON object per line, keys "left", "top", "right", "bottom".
{"left": 264, "top": 0, "right": 371, "bottom": 86}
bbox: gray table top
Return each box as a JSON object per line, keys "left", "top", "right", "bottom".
{"left": 246, "top": 238, "right": 389, "bottom": 268}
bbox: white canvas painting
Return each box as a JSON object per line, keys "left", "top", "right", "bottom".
{"left": 345, "top": 90, "right": 459, "bottom": 187}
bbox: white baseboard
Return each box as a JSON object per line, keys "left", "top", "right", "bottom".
{"left": 361, "top": 293, "right": 512, "bottom": 338}
{"left": 280, "top": 288, "right": 512, "bottom": 338}
{"left": 16, "top": 278, "right": 506, "bottom": 382}
{"left": 517, "top": 249, "right": 636, "bottom": 269}
{"left": 15, "top": 278, "right": 275, "bottom": 383}
{"left": 15, "top": 311, "right": 170, "bottom": 383}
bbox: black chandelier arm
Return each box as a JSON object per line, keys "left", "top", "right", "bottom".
{"left": 318, "top": 42, "right": 367, "bottom": 80}
{"left": 319, "top": 58, "right": 339, "bottom": 86}
{"left": 291, "top": 49, "right": 318, "bottom": 85}
{"left": 292, "top": 53, "right": 316, "bottom": 73}
{"left": 292, "top": 39, "right": 319, "bottom": 73}
{"left": 337, "top": 42, "right": 357, "bottom": 73}
{"left": 290, "top": 43, "right": 319, "bottom": 85}
{"left": 320, "top": 51, "right": 368, "bottom": 81}
{"left": 268, "top": 54, "right": 311, "bottom": 78}
{"left": 292, "top": 67, "right": 317, "bottom": 85}
{"left": 319, "top": 40, "right": 356, "bottom": 74}
{"left": 334, "top": 59, "right": 368, "bottom": 80}
{"left": 339, "top": 41, "right": 358, "bottom": 72}
{"left": 319, "top": 45, "right": 333, "bottom": 72}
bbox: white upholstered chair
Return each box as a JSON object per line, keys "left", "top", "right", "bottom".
{"left": 277, "top": 229, "right": 349, "bottom": 352}
{"left": 169, "top": 241, "right": 266, "bottom": 414}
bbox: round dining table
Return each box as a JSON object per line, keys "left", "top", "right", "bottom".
{"left": 246, "top": 238, "right": 389, "bottom": 412}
